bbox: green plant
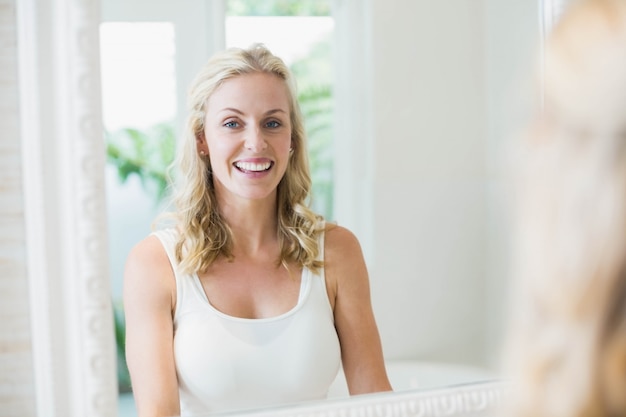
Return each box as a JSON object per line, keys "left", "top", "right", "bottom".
{"left": 226, "top": 0, "right": 330, "bottom": 16}
{"left": 298, "top": 84, "right": 334, "bottom": 218}
{"left": 106, "top": 122, "right": 176, "bottom": 392}
{"left": 291, "top": 37, "right": 334, "bottom": 219}
{"left": 105, "top": 121, "right": 176, "bottom": 204}
{"left": 113, "top": 301, "right": 132, "bottom": 393}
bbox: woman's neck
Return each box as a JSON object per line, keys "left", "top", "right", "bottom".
{"left": 218, "top": 196, "right": 279, "bottom": 257}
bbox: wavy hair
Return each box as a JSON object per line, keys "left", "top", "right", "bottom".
{"left": 504, "top": 1, "right": 626, "bottom": 417}
{"left": 163, "top": 44, "right": 324, "bottom": 275}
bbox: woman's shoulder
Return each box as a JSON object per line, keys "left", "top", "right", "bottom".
{"left": 126, "top": 234, "right": 166, "bottom": 268}
{"left": 322, "top": 223, "right": 368, "bottom": 296}
{"left": 324, "top": 222, "right": 364, "bottom": 260}
{"left": 130, "top": 232, "right": 168, "bottom": 256}
{"left": 125, "top": 231, "right": 176, "bottom": 282}
{"left": 124, "top": 233, "right": 178, "bottom": 317}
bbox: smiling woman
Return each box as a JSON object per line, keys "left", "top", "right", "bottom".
{"left": 122, "top": 44, "right": 391, "bottom": 417}
{"left": 100, "top": 2, "right": 338, "bottom": 414}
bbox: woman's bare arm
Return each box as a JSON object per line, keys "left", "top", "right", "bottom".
{"left": 325, "top": 225, "right": 393, "bottom": 394}
{"left": 123, "top": 235, "right": 180, "bottom": 417}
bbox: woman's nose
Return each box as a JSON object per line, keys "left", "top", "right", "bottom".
{"left": 244, "top": 129, "right": 268, "bottom": 152}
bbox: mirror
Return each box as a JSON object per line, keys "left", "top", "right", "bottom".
{"left": 9, "top": 0, "right": 543, "bottom": 415}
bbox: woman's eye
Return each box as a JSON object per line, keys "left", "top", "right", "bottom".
{"left": 266, "top": 120, "right": 280, "bottom": 128}
{"left": 224, "top": 120, "right": 239, "bottom": 128}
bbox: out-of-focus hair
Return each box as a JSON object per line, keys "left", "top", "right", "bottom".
{"left": 504, "top": 1, "right": 626, "bottom": 417}
{"left": 162, "top": 44, "right": 323, "bottom": 275}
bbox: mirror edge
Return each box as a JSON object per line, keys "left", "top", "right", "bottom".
{"left": 209, "top": 381, "right": 506, "bottom": 417}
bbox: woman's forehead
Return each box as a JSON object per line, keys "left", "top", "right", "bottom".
{"left": 210, "top": 73, "right": 289, "bottom": 105}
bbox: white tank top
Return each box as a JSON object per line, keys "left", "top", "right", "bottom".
{"left": 153, "top": 228, "right": 341, "bottom": 416}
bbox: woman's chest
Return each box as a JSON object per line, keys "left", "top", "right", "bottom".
{"left": 197, "top": 258, "right": 303, "bottom": 319}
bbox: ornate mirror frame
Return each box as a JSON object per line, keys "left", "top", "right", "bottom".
{"left": 18, "top": 0, "right": 117, "bottom": 415}
{"left": 210, "top": 381, "right": 505, "bottom": 417}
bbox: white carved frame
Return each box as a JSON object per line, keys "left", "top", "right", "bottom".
{"left": 211, "top": 381, "right": 505, "bottom": 417}
{"left": 16, "top": 1, "right": 504, "bottom": 416}
{"left": 18, "top": 0, "right": 117, "bottom": 416}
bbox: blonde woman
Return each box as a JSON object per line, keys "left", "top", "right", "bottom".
{"left": 504, "top": 1, "right": 626, "bottom": 416}
{"left": 123, "top": 44, "right": 392, "bottom": 417}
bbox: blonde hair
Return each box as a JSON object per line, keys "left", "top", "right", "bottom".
{"left": 505, "top": 1, "right": 626, "bottom": 416}
{"left": 165, "top": 44, "right": 323, "bottom": 274}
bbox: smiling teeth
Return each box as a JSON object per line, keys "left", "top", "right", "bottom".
{"left": 235, "top": 161, "right": 271, "bottom": 172}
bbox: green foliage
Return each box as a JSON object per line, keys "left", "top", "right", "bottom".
{"left": 290, "top": 37, "right": 333, "bottom": 88}
{"left": 298, "top": 84, "right": 334, "bottom": 218}
{"left": 106, "top": 122, "right": 175, "bottom": 392}
{"left": 105, "top": 121, "right": 176, "bottom": 204}
{"left": 292, "top": 36, "right": 334, "bottom": 219}
{"left": 227, "top": 0, "right": 330, "bottom": 16}
{"left": 113, "top": 301, "right": 132, "bottom": 393}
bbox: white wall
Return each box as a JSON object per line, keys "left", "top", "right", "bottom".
{"left": 0, "top": 0, "right": 37, "bottom": 415}
{"left": 370, "top": 0, "right": 488, "bottom": 366}
{"left": 334, "top": 0, "right": 540, "bottom": 369}
{"left": 483, "top": 0, "right": 540, "bottom": 367}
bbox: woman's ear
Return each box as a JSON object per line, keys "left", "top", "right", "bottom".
{"left": 196, "top": 132, "right": 209, "bottom": 156}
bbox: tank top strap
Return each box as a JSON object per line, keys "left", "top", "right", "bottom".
{"left": 317, "top": 220, "right": 326, "bottom": 261}
{"left": 151, "top": 228, "right": 179, "bottom": 267}
{"left": 307, "top": 220, "right": 334, "bottom": 318}
{"left": 151, "top": 228, "right": 206, "bottom": 320}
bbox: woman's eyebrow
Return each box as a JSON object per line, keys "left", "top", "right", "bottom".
{"left": 264, "top": 109, "right": 288, "bottom": 116}
{"left": 218, "top": 107, "right": 244, "bottom": 115}
{"left": 217, "top": 108, "right": 287, "bottom": 116}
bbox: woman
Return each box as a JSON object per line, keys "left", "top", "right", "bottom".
{"left": 503, "top": 1, "right": 626, "bottom": 416}
{"left": 123, "top": 44, "right": 392, "bottom": 417}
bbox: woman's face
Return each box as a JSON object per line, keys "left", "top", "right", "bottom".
{"left": 199, "top": 72, "right": 293, "bottom": 205}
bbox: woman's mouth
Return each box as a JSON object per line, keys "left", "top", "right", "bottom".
{"left": 234, "top": 161, "right": 273, "bottom": 173}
